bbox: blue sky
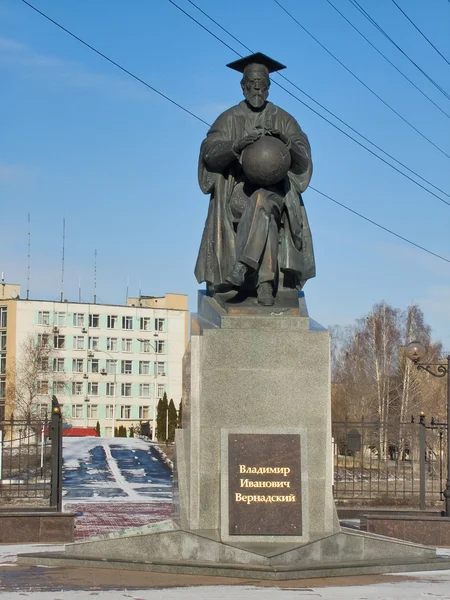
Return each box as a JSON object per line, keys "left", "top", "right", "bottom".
{"left": 1, "top": 0, "right": 450, "bottom": 344}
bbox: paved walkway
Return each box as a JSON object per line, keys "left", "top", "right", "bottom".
{"left": 65, "top": 501, "right": 172, "bottom": 539}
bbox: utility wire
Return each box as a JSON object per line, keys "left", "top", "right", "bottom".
{"left": 174, "top": 0, "right": 450, "bottom": 204}
{"left": 324, "top": 0, "right": 450, "bottom": 121}
{"left": 390, "top": 0, "right": 450, "bottom": 69}
{"left": 19, "top": 0, "right": 210, "bottom": 127}
{"left": 18, "top": 0, "right": 450, "bottom": 266}
{"left": 310, "top": 187, "right": 450, "bottom": 265}
{"left": 349, "top": 0, "right": 450, "bottom": 102}
{"left": 273, "top": 0, "right": 449, "bottom": 160}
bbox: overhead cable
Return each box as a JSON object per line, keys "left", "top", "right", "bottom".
{"left": 18, "top": 0, "right": 450, "bottom": 266}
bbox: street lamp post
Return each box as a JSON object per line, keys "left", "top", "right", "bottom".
{"left": 405, "top": 341, "right": 450, "bottom": 516}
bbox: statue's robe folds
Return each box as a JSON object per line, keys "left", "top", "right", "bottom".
{"left": 195, "top": 100, "right": 315, "bottom": 290}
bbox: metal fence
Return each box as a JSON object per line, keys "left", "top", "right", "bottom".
{"left": 332, "top": 418, "right": 447, "bottom": 509}
{"left": 0, "top": 396, "right": 63, "bottom": 510}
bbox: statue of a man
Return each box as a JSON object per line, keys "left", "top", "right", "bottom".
{"left": 195, "top": 53, "right": 315, "bottom": 306}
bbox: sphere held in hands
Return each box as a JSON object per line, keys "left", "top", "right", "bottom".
{"left": 242, "top": 136, "right": 291, "bottom": 186}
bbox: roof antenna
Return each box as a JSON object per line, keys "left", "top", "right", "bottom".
{"left": 93, "top": 249, "right": 97, "bottom": 304}
{"left": 27, "top": 213, "right": 31, "bottom": 300}
{"left": 60, "top": 218, "right": 65, "bottom": 302}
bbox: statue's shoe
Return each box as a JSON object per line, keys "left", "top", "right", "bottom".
{"left": 225, "top": 262, "right": 248, "bottom": 286}
{"left": 257, "top": 281, "right": 275, "bottom": 306}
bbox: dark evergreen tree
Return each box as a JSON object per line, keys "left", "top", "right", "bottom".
{"left": 177, "top": 399, "right": 183, "bottom": 429}
{"left": 129, "top": 425, "right": 135, "bottom": 438}
{"left": 114, "top": 426, "right": 119, "bottom": 437}
{"left": 95, "top": 421, "right": 101, "bottom": 436}
{"left": 156, "top": 393, "right": 168, "bottom": 442}
{"left": 168, "top": 399, "right": 177, "bottom": 442}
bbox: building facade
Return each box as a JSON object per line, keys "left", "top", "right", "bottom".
{"left": 0, "top": 283, "right": 188, "bottom": 437}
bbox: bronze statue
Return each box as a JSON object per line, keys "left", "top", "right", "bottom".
{"left": 195, "top": 53, "right": 315, "bottom": 307}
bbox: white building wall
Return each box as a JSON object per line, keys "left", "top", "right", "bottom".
{"left": 12, "top": 297, "right": 187, "bottom": 437}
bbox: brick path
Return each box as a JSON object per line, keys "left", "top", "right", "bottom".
{"left": 64, "top": 501, "right": 172, "bottom": 539}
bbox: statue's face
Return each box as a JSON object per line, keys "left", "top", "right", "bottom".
{"left": 241, "top": 68, "right": 270, "bottom": 109}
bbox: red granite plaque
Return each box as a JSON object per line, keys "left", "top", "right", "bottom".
{"left": 228, "top": 433, "right": 302, "bottom": 536}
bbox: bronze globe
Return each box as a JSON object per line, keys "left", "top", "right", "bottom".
{"left": 241, "top": 135, "right": 291, "bottom": 186}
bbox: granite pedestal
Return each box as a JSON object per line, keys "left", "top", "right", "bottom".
{"left": 18, "top": 292, "right": 450, "bottom": 578}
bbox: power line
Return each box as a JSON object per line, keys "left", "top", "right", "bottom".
{"left": 19, "top": 0, "right": 210, "bottom": 127}
{"left": 173, "top": 0, "right": 450, "bottom": 204}
{"left": 349, "top": 0, "right": 450, "bottom": 102}
{"left": 324, "top": 0, "right": 450, "bottom": 121}
{"left": 18, "top": 0, "right": 450, "bottom": 266}
{"left": 273, "top": 0, "right": 449, "bottom": 159}
{"left": 309, "top": 186, "right": 450, "bottom": 265}
{"left": 390, "top": 0, "right": 450, "bottom": 69}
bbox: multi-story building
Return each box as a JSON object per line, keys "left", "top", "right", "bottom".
{"left": 0, "top": 282, "right": 188, "bottom": 437}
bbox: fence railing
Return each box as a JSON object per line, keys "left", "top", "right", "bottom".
{"left": 332, "top": 418, "right": 447, "bottom": 509}
{"left": 0, "top": 396, "right": 63, "bottom": 510}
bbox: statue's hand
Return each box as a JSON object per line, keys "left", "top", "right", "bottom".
{"left": 268, "top": 129, "right": 291, "bottom": 148}
{"left": 232, "top": 133, "right": 261, "bottom": 155}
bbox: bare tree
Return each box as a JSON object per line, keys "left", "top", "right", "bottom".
{"left": 6, "top": 331, "right": 68, "bottom": 421}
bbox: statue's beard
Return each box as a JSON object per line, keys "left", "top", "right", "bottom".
{"left": 245, "top": 92, "right": 267, "bottom": 109}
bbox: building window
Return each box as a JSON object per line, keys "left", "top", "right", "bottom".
{"left": 38, "top": 311, "right": 50, "bottom": 325}
{"left": 140, "top": 317, "right": 151, "bottom": 331}
{"left": 139, "top": 383, "right": 150, "bottom": 397}
{"left": 0, "top": 401, "right": 5, "bottom": 419}
{"left": 0, "top": 307, "right": 7, "bottom": 328}
{"left": 71, "top": 404, "right": 83, "bottom": 419}
{"left": 156, "top": 361, "right": 166, "bottom": 375}
{"left": 39, "top": 357, "right": 49, "bottom": 372}
{"left": 73, "top": 313, "right": 85, "bottom": 327}
{"left": 106, "top": 359, "right": 117, "bottom": 374}
{"left": 37, "top": 380, "right": 49, "bottom": 395}
{"left": 88, "top": 359, "right": 99, "bottom": 373}
{"left": 120, "top": 405, "right": 131, "bottom": 419}
{"left": 140, "top": 340, "right": 151, "bottom": 353}
{"left": 73, "top": 336, "right": 85, "bottom": 350}
{"left": 155, "top": 318, "right": 165, "bottom": 332}
{"left": 106, "top": 383, "right": 116, "bottom": 397}
{"left": 87, "top": 404, "right": 98, "bottom": 419}
{"left": 0, "top": 379, "right": 5, "bottom": 399}
{"left": 122, "top": 316, "right": 133, "bottom": 330}
{"left": 0, "top": 355, "right": 5, "bottom": 375}
{"left": 72, "top": 358, "right": 84, "bottom": 373}
{"left": 87, "top": 381, "right": 99, "bottom": 396}
{"left": 139, "top": 361, "right": 150, "bottom": 375}
{"left": 121, "top": 360, "right": 132, "bottom": 375}
{"left": 107, "top": 315, "right": 118, "bottom": 329}
{"left": 105, "top": 404, "right": 114, "bottom": 419}
{"left": 106, "top": 337, "right": 118, "bottom": 352}
{"left": 155, "top": 340, "right": 166, "bottom": 354}
{"left": 72, "top": 381, "right": 84, "bottom": 395}
{"left": 157, "top": 384, "right": 165, "bottom": 398}
{"left": 54, "top": 335, "right": 65, "bottom": 349}
{"left": 38, "top": 403, "right": 49, "bottom": 418}
{"left": 0, "top": 331, "right": 6, "bottom": 351}
{"left": 88, "top": 337, "right": 99, "bottom": 350}
{"left": 54, "top": 381, "right": 65, "bottom": 394}
{"left": 122, "top": 338, "right": 132, "bottom": 352}
{"left": 38, "top": 333, "right": 50, "bottom": 348}
{"left": 89, "top": 314, "right": 100, "bottom": 328}
{"left": 53, "top": 358, "right": 65, "bottom": 372}
{"left": 139, "top": 406, "right": 149, "bottom": 419}
{"left": 121, "top": 383, "right": 132, "bottom": 397}
{"left": 54, "top": 312, "right": 65, "bottom": 326}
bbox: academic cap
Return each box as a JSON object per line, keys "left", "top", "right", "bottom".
{"left": 226, "top": 52, "right": 286, "bottom": 74}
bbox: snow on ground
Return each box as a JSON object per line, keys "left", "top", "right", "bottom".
{"left": 62, "top": 437, "right": 173, "bottom": 504}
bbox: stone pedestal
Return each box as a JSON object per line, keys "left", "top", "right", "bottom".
{"left": 17, "top": 291, "right": 450, "bottom": 579}
{"left": 176, "top": 291, "right": 339, "bottom": 544}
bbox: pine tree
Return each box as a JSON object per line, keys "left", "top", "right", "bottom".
{"left": 95, "top": 421, "right": 101, "bottom": 436}
{"left": 129, "top": 425, "right": 135, "bottom": 438}
{"left": 156, "top": 393, "right": 168, "bottom": 442}
{"left": 168, "top": 399, "right": 177, "bottom": 442}
{"left": 177, "top": 399, "right": 183, "bottom": 429}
